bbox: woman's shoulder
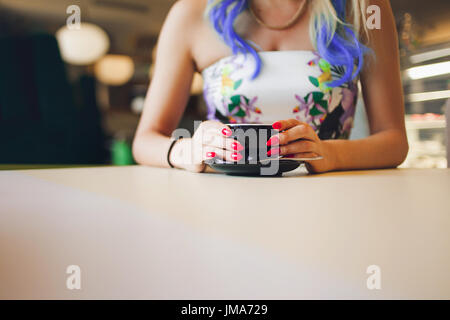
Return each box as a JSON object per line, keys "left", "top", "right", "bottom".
{"left": 161, "top": 0, "right": 210, "bottom": 43}
{"left": 167, "top": 0, "right": 208, "bottom": 22}
{"left": 163, "top": 0, "right": 230, "bottom": 71}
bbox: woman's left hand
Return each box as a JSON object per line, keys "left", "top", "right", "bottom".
{"left": 267, "top": 119, "right": 337, "bottom": 173}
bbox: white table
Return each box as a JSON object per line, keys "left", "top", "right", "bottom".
{"left": 1, "top": 166, "right": 449, "bottom": 299}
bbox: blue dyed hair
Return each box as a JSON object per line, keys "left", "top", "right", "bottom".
{"left": 206, "top": 0, "right": 370, "bottom": 87}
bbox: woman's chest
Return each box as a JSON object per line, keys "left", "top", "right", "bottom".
{"left": 192, "top": 11, "right": 313, "bottom": 73}
{"left": 202, "top": 51, "right": 359, "bottom": 140}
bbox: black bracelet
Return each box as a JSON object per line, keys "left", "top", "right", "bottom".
{"left": 167, "top": 138, "right": 182, "bottom": 168}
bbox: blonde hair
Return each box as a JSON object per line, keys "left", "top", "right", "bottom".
{"left": 309, "top": 0, "right": 368, "bottom": 46}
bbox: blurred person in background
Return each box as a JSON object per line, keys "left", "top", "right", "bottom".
{"left": 133, "top": 0, "right": 409, "bottom": 173}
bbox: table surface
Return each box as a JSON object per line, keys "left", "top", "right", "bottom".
{"left": 1, "top": 166, "right": 450, "bottom": 299}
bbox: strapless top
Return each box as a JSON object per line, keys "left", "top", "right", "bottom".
{"left": 201, "top": 51, "right": 359, "bottom": 140}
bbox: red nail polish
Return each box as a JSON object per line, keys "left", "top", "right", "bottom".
{"left": 231, "top": 152, "right": 242, "bottom": 161}
{"left": 267, "top": 136, "right": 279, "bottom": 147}
{"left": 222, "top": 128, "right": 232, "bottom": 137}
{"left": 206, "top": 152, "right": 216, "bottom": 158}
{"left": 231, "top": 142, "right": 244, "bottom": 151}
{"left": 267, "top": 148, "right": 280, "bottom": 156}
{"left": 272, "top": 121, "right": 282, "bottom": 130}
{"left": 283, "top": 154, "right": 295, "bottom": 158}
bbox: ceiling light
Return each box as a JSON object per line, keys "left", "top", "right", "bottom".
{"left": 94, "top": 55, "right": 135, "bottom": 86}
{"left": 410, "top": 48, "right": 450, "bottom": 64}
{"left": 406, "top": 90, "right": 450, "bottom": 103}
{"left": 56, "top": 23, "right": 110, "bottom": 65}
{"left": 406, "top": 61, "right": 450, "bottom": 80}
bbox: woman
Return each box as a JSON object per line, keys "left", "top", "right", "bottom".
{"left": 133, "top": 0, "right": 408, "bottom": 173}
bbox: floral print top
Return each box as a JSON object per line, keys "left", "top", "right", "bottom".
{"left": 201, "top": 51, "right": 359, "bottom": 139}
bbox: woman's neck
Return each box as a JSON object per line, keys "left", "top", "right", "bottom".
{"left": 248, "top": 0, "right": 309, "bottom": 31}
{"left": 251, "top": 0, "right": 304, "bottom": 10}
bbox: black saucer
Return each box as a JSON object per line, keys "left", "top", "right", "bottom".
{"left": 208, "top": 159, "right": 301, "bottom": 176}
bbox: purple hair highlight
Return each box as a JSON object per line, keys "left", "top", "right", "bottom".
{"left": 316, "top": 0, "right": 369, "bottom": 87}
{"left": 208, "top": 0, "right": 261, "bottom": 79}
{"left": 207, "top": 0, "right": 370, "bottom": 86}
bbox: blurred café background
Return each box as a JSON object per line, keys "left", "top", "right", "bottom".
{"left": 0, "top": 0, "right": 449, "bottom": 169}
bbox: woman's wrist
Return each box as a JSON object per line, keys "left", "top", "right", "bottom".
{"left": 321, "top": 140, "right": 340, "bottom": 172}
{"left": 168, "top": 138, "right": 206, "bottom": 172}
{"left": 168, "top": 138, "right": 189, "bottom": 169}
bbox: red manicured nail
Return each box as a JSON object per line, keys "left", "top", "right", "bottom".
{"left": 267, "top": 148, "right": 280, "bottom": 156}
{"left": 272, "top": 121, "right": 282, "bottom": 130}
{"left": 222, "top": 128, "right": 232, "bottom": 137}
{"left": 231, "top": 152, "right": 243, "bottom": 161}
{"left": 267, "top": 135, "right": 280, "bottom": 147}
{"left": 283, "top": 154, "right": 295, "bottom": 158}
{"left": 206, "top": 152, "right": 216, "bottom": 158}
{"left": 231, "top": 141, "right": 244, "bottom": 151}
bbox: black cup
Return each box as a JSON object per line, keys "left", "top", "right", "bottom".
{"left": 218, "top": 124, "right": 277, "bottom": 164}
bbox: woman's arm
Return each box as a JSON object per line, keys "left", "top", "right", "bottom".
{"left": 133, "top": 0, "right": 240, "bottom": 172}
{"left": 329, "top": 0, "right": 409, "bottom": 171}
{"left": 132, "top": 0, "right": 198, "bottom": 168}
{"left": 270, "top": 0, "right": 408, "bottom": 173}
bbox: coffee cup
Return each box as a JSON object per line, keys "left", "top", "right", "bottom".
{"left": 215, "top": 123, "right": 277, "bottom": 164}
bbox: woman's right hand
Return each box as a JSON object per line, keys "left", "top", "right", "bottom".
{"left": 169, "top": 121, "right": 244, "bottom": 173}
